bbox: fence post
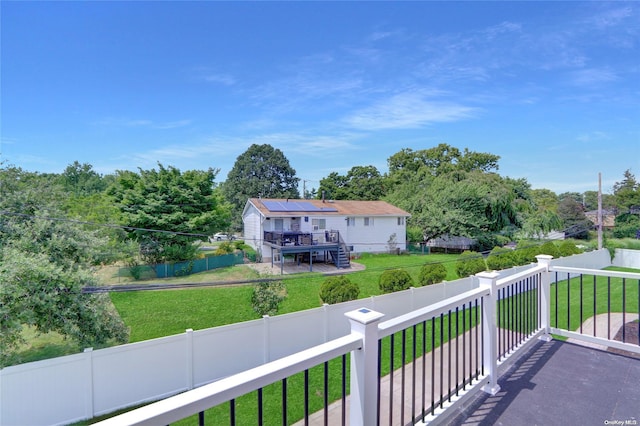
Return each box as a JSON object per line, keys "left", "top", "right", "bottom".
{"left": 536, "top": 255, "right": 554, "bottom": 341}
{"left": 186, "top": 329, "right": 194, "bottom": 390}
{"left": 345, "top": 307, "right": 384, "bottom": 426}
{"left": 83, "top": 347, "right": 95, "bottom": 419}
{"left": 262, "top": 315, "right": 270, "bottom": 363}
{"left": 476, "top": 271, "right": 501, "bottom": 396}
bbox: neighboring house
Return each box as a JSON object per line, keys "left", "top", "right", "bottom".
{"left": 242, "top": 198, "right": 411, "bottom": 267}
{"left": 584, "top": 209, "right": 616, "bottom": 230}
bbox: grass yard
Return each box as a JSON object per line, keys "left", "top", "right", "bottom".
{"left": 551, "top": 266, "right": 640, "bottom": 332}
{"left": 110, "top": 253, "right": 461, "bottom": 342}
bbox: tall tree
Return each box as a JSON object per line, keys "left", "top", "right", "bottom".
{"left": 387, "top": 144, "right": 500, "bottom": 179}
{"left": 557, "top": 197, "right": 592, "bottom": 239}
{"left": 0, "top": 165, "right": 128, "bottom": 366}
{"left": 222, "top": 144, "right": 300, "bottom": 227}
{"left": 108, "top": 163, "right": 230, "bottom": 262}
{"left": 60, "top": 161, "right": 109, "bottom": 195}
{"left": 317, "top": 165, "right": 386, "bottom": 200}
{"left": 613, "top": 169, "right": 640, "bottom": 213}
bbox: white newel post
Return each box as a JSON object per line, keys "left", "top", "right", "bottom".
{"left": 345, "top": 308, "right": 385, "bottom": 426}
{"left": 476, "top": 271, "right": 501, "bottom": 396}
{"left": 536, "top": 255, "right": 554, "bottom": 342}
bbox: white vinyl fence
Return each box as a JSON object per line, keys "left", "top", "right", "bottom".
{"left": 0, "top": 250, "right": 613, "bottom": 426}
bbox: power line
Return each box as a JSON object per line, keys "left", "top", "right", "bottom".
{"left": 0, "top": 210, "right": 211, "bottom": 238}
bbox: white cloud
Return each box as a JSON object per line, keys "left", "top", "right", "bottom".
{"left": 344, "top": 91, "right": 478, "bottom": 130}
{"left": 570, "top": 68, "right": 618, "bottom": 86}
{"left": 202, "top": 73, "right": 236, "bottom": 86}
{"left": 576, "top": 131, "right": 609, "bottom": 143}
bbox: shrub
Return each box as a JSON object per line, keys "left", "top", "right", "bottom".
{"left": 379, "top": 269, "right": 414, "bottom": 294}
{"left": 558, "top": 240, "right": 583, "bottom": 257}
{"left": 214, "top": 241, "right": 234, "bottom": 256}
{"left": 513, "top": 242, "right": 541, "bottom": 265}
{"left": 251, "top": 280, "right": 287, "bottom": 317}
{"left": 538, "top": 241, "right": 560, "bottom": 258}
{"left": 455, "top": 251, "right": 486, "bottom": 277}
{"left": 486, "top": 246, "right": 517, "bottom": 271}
{"left": 319, "top": 276, "right": 360, "bottom": 304}
{"left": 418, "top": 263, "right": 447, "bottom": 286}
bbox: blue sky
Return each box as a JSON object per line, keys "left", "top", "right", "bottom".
{"left": 1, "top": 1, "right": 638, "bottom": 195}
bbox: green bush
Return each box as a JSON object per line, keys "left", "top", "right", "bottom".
{"left": 378, "top": 269, "right": 414, "bottom": 293}
{"left": 214, "top": 241, "right": 234, "bottom": 256}
{"left": 558, "top": 240, "right": 583, "bottom": 257}
{"left": 538, "top": 241, "right": 560, "bottom": 258}
{"left": 455, "top": 251, "right": 486, "bottom": 277}
{"left": 418, "top": 263, "right": 447, "bottom": 286}
{"left": 319, "top": 276, "right": 360, "bottom": 304}
{"left": 513, "top": 242, "right": 541, "bottom": 265}
{"left": 486, "top": 246, "right": 517, "bottom": 271}
{"left": 251, "top": 280, "right": 287, "bottom": 317}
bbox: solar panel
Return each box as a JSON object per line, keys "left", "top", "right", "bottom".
{"left": 262, "top": 200, "right": 337, "bottom": 212}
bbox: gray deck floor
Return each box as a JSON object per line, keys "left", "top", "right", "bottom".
{"left": 450, "top": 340, "right": 640, "bottom": 426}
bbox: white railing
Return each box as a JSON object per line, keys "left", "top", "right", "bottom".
{"left": 94, "top": 252, "right": 640, "bottom": 425}
{"left": 94, "top": 257, "right": 555, "bottom": 425}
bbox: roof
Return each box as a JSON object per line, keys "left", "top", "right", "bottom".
{"left": 246, "top": 198, "right": 411, "bottom": 218}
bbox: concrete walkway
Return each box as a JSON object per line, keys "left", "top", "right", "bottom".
{"left": 568, "top": 312, "right": 629, "bottom": 350}
{"left": 246, "top": 260, "right": 365, "bottom": 275}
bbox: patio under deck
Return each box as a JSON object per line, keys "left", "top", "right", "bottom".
{"left": 448, "top": 339, "right": 640, "bottom": 426}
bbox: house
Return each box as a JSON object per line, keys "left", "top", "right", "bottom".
{"left": 585, "top": 209, "right": 616, "bottom": 230}
{"left": 242, "top": 198, "right": 411, "bottom": 267}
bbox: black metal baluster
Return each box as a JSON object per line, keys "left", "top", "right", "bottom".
{"left": 412, "top": 324, "right": 417, "bottom": 423}
{"left": 258, "top": 388, "right": 264, "bottom": 426}
{"left": 199, "top": 411, "right": 204, "bottom": 426}
{"left": 352, "top": 352, "right": 358, "bottom": 426}
{"left": 324, "top": 361, "right": 329, "bottom": 426}
{"left": 440, "top": 313, "right": 444, "bottom": 408}
{"left": 567, "top": 273, "right": 571, "bottom": 331}
{"left": 389, "top": 334, "right": 394, "bottom": 425}
{"left": 304, "top": 370, "right": 309, "bottom": 426}
{"left": 468, "top": 301, "right": 473, "bottom": 385}
{"left": 230, "top": 399, "right": 236, "bottom": 426}
{"left": 608, "top": 276, "right": 611, "bottom": 340}
{"left": 580, "top": 274, "right": 584, "bottom": 334}
{"left": 623, "top": 278, "right": 627, "bottom": 343}
{"left": 431, "top": 317, "right": 436, "bottom": 416}
{"left": 593, "top": 275, "right": 597, "bottom": 337}
{"left": 421, "top": 320, "right": 426, "bottom": 420}
{"left": 509, "top": 284, "right": 514, "bottom": 352}
{"left": 555, "top": 272, "right": 559, "bottom": 327}
{"left": 462, "top": 304, "right": 466, "bottom": 390}
{"left": 497, "top": 287, "right": 502, "bottom": 359}
{"left": 447, "top": 310, "right": 452, "bottom": 402}
{"left": 455, "top": 307, "right": 459, "bottom": 396}
{"left": 401, "top": 329, "right": 406, "bottom": 425}
{"left": 476, "top": 299, "right": 484, "bottom": 380}
{"left": 282, "top": 378, "right": 287, "bottom": 426}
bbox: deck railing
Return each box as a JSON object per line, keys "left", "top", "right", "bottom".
{"left": 96, "top": 255, "right": 640, "bottom": 426}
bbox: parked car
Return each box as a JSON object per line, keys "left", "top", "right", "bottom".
{"left": 210, "top": 232, "right": 236, "bottom": 242}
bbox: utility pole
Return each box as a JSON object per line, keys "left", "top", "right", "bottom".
{"left": 598, "top": 173, "right": 603, "bottom": 250}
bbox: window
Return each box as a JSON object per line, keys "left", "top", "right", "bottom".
{"left": 312, "top": 218, "right": 326, "bottom": 231}
{"left": 274, "top": 218, "right": 284, "bottom": 231}
{"left": 397, "top": 217, "right": 405, "bottom": 226}
{"left": 364, "top": 217, "right": 373, "bottom": 226}
{"left": 346, "top": 217, "right": 355, "bottom": 227}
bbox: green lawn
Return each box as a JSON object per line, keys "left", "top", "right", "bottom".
{"left": 551, "top": 266, "right": 640, "bottom": 332}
